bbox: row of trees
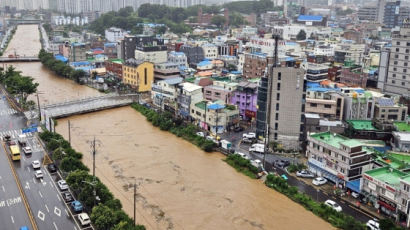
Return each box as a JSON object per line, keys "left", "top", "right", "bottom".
{"left": 38, "top": 49, "right": 86, "bottom": 83}
{"left": 0, "top": 66, "right": 39, "bottom": 108}
{"left": 131, "top": 103, "right": 215, "bottom": 152}
{"left": 39, "top": 131, "right": 146, "bottom": 230}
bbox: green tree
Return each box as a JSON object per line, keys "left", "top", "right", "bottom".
{"left": 296, "top": 29, "right": 306, "bottom": 40}
{"left": 211, "top": 15, "right": 226, "bottom": 28}
{"left": 91, "top": 205, "right": 117, "bottom": 230}
{"left": 70, "top": 69, "right": 86, "bottom": 83}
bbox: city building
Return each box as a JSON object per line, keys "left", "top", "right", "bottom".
{"left": 69, "top": 42, "right": 89, "bottom": 62}
{"left": 202, "top": 43, "right": 218, "bottom": 60}
{"left": 296, "top": 15, "right": 327, "bottom": 27}
{"left": 374, "top": 98, "right": 408, "bottom": 121}
{"left": 154, "top": 62, "right": 181, "bottom": 81}
{"left": 304, "top": 63, "right": 329, "bottom": 82}
{"left": 256, "top": 65, "right": 306, "bottom": 150}
{"left": 306, "top": 90, "right": 344, "bottom": 120}
{"left": 307, "top": 132, "right": 373, "bottom": 192}
{"left": 339, "top": 68, "right": 368, "bottom": 88}
{"left": 305, "top": 113, "right": 345, "bottom": 134}
{"left": 122, "top": 59, "right": 154, "bottom": 92}
{"left": 104, "top": 59, "right": 123, "bottom": 79}
{"left": 168, "top": 51, "right": 188, "bottom": 68}
{"left": 342, "top": 89, "right": 375, "bottom": 120}
{"left": 104, "top": 42, "right": 117, "bottom": 59}
{"left": 217, "top": 40, "right": 239, "bottom": 56}
{"left": 203, "top": 85, "right": 232, "bottom": 104}
{"left": 377, "top": 27, "right": 410, "bottom": 97}
{"left": 358, "top": 6, "right": 378, "bottom": 21}
{"left": 177, "top": 82, "right": 203, "bottom": 119}
{"left": 104, "top": 27, "right": 127, "bottom": 43}
{"left": 135, "top": 45, "right": 168, "bottom": 64}
{"left": 151, "top": 77, "right": 183, "bottom": 112}
{"left": 180, "top": 45, "right": 205, "bottom": 66}
{"left": 243, "top": 52, "right": 267, "bottom": 79}
{"left": 230, "top": 81, "right": 258, "bottom": 121}
{"left": 392, "top": 132, "right": 410, "bottom": 152}
{"left": 334, "top": 44, "right": 366, "bottom": 66}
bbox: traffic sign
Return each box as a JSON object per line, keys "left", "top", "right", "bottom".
{"left": 22, "top": 127, "right": 38, "bottom": 134}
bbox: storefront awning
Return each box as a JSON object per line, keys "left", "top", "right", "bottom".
{"left": 346, "top": 179, "right": 361, "bottom": 193}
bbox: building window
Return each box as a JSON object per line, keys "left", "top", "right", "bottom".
{"left": 392, "top": 80, "right": 396, "bottom": 84}
{"left": 402, "top": 82, "right": 405, "bottom": 86}
{"left": 276, "top": 103, "right": 279, "bottom": 111}
{"left": 324, "top": 104, "right": 332, "bottom": 108}
{"left": 144, "top": 68, "right": 148, "bottom": 85}
{"left": 394, "top": 61, "right": 398, "bottom": 65}
{"left": 393, "top": 74, "right": 396, "bottom": 78}
{"left": 275, "top": 123, "right": 278, "bottom": 130}
{"left": 406, "top": 56, "right": 409, "bottom": 60}
{"left": 310, "top": 103, "right": 317, "bottom": 107}
{"left": 403, "top": 75, "right": 407, "bottom": 79}
{"left": 396, "top": 48, "right": 400, "bottom": 52}
{"left": 397, "top": 42, "right": 400, "bottom": 46}
{"left": 406, "top": 49, "right": 410, "bottom": 53}
{"left": 275, "top": 113, "right": 279, "bottom": 120}
{"left": 393, "top": 67, "right": 397, "bottom": 71}
{"left": 395, "top": 54, "right": 399, "bottom": 58}
{"left": 277, "top": 83, "right": 281, "bottom": 90}
{"left": 276, "top": 93, "right": 280, "bottom": 100}
{"left": 274, "top": 133, "right": 278, "bottom": 140}
{"left": 278, "top": 72, "right": 281, "bottom": 80}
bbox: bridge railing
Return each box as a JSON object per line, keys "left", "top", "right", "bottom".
{"left": 43, "top": 94, "right": 139, "bottom": 109}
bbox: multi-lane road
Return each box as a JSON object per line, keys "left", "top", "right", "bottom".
{"left": 0, "top": 90, "right": 82, "bottom": 230}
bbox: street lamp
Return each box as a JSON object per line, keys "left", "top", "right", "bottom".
{"left": 82, "top": 180, "right": 100, "bottom": 207}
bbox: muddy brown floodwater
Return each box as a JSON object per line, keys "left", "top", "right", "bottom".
{"left": 7, "top": 25, "right": 333, "bottom": 230}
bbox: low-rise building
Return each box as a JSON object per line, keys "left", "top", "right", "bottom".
{"left": 154, "top": 62, "right": 181, "bottom": 81}
{"left": 180, "top": 45, "right": 205, "bottom": 66}
{"left": 202, "top": 43, "right": 218, "bottom": 60}
{"left": 177, "top": 82, "right": 203, "bottom": 120}
{"left": 339, "top": 68, "right": 368, "bottom": 88}
{"left": 230, "top": 81, "right": 258, "bottom": 121}
{"left": 135, "top": 45, "right": 168, "bottom": 64}
{"left": 104, "top": 59, "right": 123, "bottom": 79}
{"left": 104, "top": 43, "right": 117, "bottom": 59}
{"left": 203, "top": 85, "right": 232, "bottom": 104}
{"left": 122, "top": 59, "right": 154, "bottom": 92}
{"left": 306, "top": 90, "right": 344, "bottom": 120}
{"left": 168, "top": 51, "right": 188, "bottom": 68}
{"left": 104, "top": 27, "right": 127, "bottom": 43}
{"left": 70, "top": 42, "right": 89, "bottom": 62}
{"left": 304, "top": 63, "right": 329, "bottom": 82}
{"left": 374, "top": 98, "right": 408, "bottom": 121}
{"left": 243, "top": 52, "right": 267, "bottom": 79}
{"left": 151, "top": 77, "right": 183, "bottom": 112}
{"left": 392, "top": 132, "right": 410, "bottom": 152}
{"left": 307, "top": 132, "right": 373, "bottom": 193}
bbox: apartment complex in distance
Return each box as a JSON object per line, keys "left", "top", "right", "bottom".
{"left": 378, "top": 27, "right": 410, "bottom": 97}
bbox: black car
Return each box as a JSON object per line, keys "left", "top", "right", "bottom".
{"left": 63, "top": 192, "right": 74, "bottom": 202}
{"left": 234, "top": 126, "right": 244, "bottom": 132}
{"left": 47, "top": 163, "right": 57, "bottom": 173}
{"left": 276, "top": 160, "right": 290, "bottom": 168}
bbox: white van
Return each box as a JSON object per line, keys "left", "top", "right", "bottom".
{"left": 234, "top": 151, "right": 249, "bottom": 160}
{"left": 78, "top": 213, "right": 91, "bottom": 226}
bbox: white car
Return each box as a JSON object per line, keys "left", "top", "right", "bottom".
{"left": 366, "top": 219, "right": 380, "bottom": 230}
{"left": 206, "top": 136, "right": 219, "bottom": 144}
{"left": 78, "top": 213, "right": 91, "bottom": 226}
{"left": 34, "top": 170, "right": 43, "bottom": 179}
{"left": 312, "top": 177, "right": 327, "bottom": 186}
{"left": 57, "top": 180, "right": 69, "bottom": 191}
{"left": 296, "top": 170, "right": 315, "bottom": 178}
{"left": 324, "top": 199, "right": 342, "bottom": 212}
{"left": 196, "top": 132, "right": 205, "bottom": 137}
{"left": 235, "top": 151, "right": 249, "bottom": 160}
{"left": 243, "top": 132, "right": 256, "bottom": 139}
{"left": 31, "top": 160, "right": 41, "bottom": 169}
{"left": 23, "top": 146, "right": 32, "bottom": 155}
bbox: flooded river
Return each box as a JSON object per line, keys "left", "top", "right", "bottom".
{"left": 5, "top": 25, "right": 332, "bottom": 230}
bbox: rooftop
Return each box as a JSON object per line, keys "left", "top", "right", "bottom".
{"left": 392, "top": 132, "right": 410, "bottom": 142}
{"left": 297, "top": 15, "right": 323, "bottom": 22}
{"left": 195, "top": 101, "right": 207, "bottom": 110}
{"left": 394, "top": 122, "right": 410, "bottom": 132}
{"left": 347, "top": 120, "right": 377, "bottom": 131}
{"left": 365, "top": 167, "right": 407, "bottom": 187}
{"left": 310, "top": 132, "right": 363, "bottom": 149}
{"left": 109, "top": 59, "right": 123, "bottom": 64}
{"left": 181, "top": 82, "right": 202, "bottom": 92}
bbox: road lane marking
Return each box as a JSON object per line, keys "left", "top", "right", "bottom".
{"left": 53, "top": 222, "right": 58, "bottom": 230}
{"left": 38, "top": 191, "right": 43, "bottom": 198}
{"left": 45, "top": 204, "right": 49, "bottom": 213}
{"left": 57, "top": 194, "right": 61, "bottom": 201}
{"left": 11, "top": 215, "right": 14, "bottom": 223}
{"left": 25, "top": 181, "right": 30, "bottom": 190}
{"left": 1, "top": 185, "right": 5, "bottom": 192}
{"left": 54, "top": 207, "right": 61, "bottom": 217}
{"left": 37, "top": 210, "right": 45, "bottom": 221}
{"left": 65, "top": 208, "right": 69, "bottom": 217}
{"left": 32, "top": 178, "right": 36, "bottom": 184}
{"left": 27, "top": 167, "right": 30, "bottom": 172}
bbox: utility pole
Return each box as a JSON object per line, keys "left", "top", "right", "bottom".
{"left": 134, "top": 182, "right": 136, "bottom": 226}
{"left": 36, "top": 92, "right": 41, "bottom": 121}
{"left": 68, "top": 120, "right": 71, "bottom": 144}
{"left": 92, "top": 136, "right": 96, "bottom": 179}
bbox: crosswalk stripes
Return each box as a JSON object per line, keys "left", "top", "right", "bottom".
{"left": 0, "top": 108, "right": 18, "bottom": 116}
{"left": 0, "top": 129, "right": 33, "bottom": 140}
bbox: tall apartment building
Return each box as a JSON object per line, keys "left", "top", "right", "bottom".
{"left": 243, "top": 52, "right": 268, "bottom": 79}
{"left": 378, "top": 27, "right": 410, "bottom": 97}
{"left": 256, "top": 63, "right": 306, "bottom": 150}
{"left": 358, "top": 6, "right": 378, "bottom": 21}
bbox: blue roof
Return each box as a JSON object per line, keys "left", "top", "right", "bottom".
{"left": 354, "top": 89, "right": 365, "bottom": 94}
{"left": 104, "top": 43, "right": 116, "bottom": 47}
{"left": 307, "top": 82, "right": 320, "bottom": 88}
{"left": 285, "top": 57, "right": 295, "bottom": 62}
{"left": 75, "top": 66, "right": 92, "bottom": 72}
{"left": 169, "top": 51, "right": 186, "bottom": 57}
{"left": 91, "top": 48, "right": 104, "bottom": 52}
{"left": 297, "top": 15, "right": 323, "bottom": 22}
{"left": 207, "top": 104, "right": 225, "bottom": 110}
{"left": 163, "top": 77, "right": 183, "bottom": 85}
{"left": 230, "top": 71, "right": 241, "bottom": 74}
{"left": 307, "top": 87, "right": 339, "bottom": 93}
{"left": 71, "top": 61, "right": 91, "bottom": 67}
{"left": 54, "top": 54, "right": 68, "bottom": 63}
{"left": 197, "top": 60, "right": 212, "bottom": 67}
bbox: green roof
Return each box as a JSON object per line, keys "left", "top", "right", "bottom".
{"left": 109, "top": 59, "right": 123, "bottom": 64}
{"left": 185, "top": 77, "right": 195, "bottom": 83}
{"left": 195, "top": 101, "right": 207, "bottom": 110}
{"left": 347, "top": 120, "right": 377, "bottom": 131}
{"left": 310, "top": 132, "right": 362, "bottom": 149}
{"left": 365, "top": 167, "right": 407, "bottom": 187}
{"left": 394, "top": 122, "right": 410, "bottom": 132}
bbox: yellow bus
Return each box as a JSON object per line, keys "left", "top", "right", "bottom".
{"left": 10, "top": 145, "right": 21, "bottom": 161}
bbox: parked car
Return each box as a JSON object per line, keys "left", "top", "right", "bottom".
{"left": 47, "top": 163, "right": 57, "bottom": 173}
{"left": 366, "top": 219, "right": 380, "bottom": 230}
{"left": 324, "top": 199, "right": 342, "bottom": 212}
{"left": 281, "top": 174, "right": 288, "bottom": 180}
{"left": 243, "top": 132, "right": 256, "bottom": 139}
{"left": 242, "top": 138, "right": 254, "bottom": 144}
{"left": 234, "top": 126, "right": 244, "bottom": 132}
{"left": 206, "top": 136, "right": 219, "bottom": 144}
{"left": 235, "top": 151, "right": 249, "bottom": 160}
{"left": 196, "top": 132, "right": 205, "bottom": 137}
{"left": 78, "top": 213, "right": 91, "bottom": 226}
{"left": 22, "top": 146, "right": 32, "bottom": 155}
{"left": 34, "top": 170, "right": 43, "bottom": 179}
{"left": 57, "top": 180, "right": 68, "bottom": 191}
{"left": 276, "top": 160, "right": 290, "bottom": 168}
{"left": 313, "top": 177, "right": 327, "bottom": 186}
{"left": 296, "top": 170, "right": 315, "bottom": 178}
{"left": 63, "top": 192, "right": 74, "bottom": 202}
{"left": 31, "top": 160, "right": 41, "bottom": 169}
{"left": 19, "top": 226, "right": 29, "bottom": 230}
{"left": 71, "top": 200, "right": 83, "bottom": 212}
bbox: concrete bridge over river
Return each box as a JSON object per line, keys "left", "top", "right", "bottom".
{"left": 37, "top": 94, "right": 139, "bottom": 131}
{"left": 0, "top": 56, "right": 40, "bottom": 62}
